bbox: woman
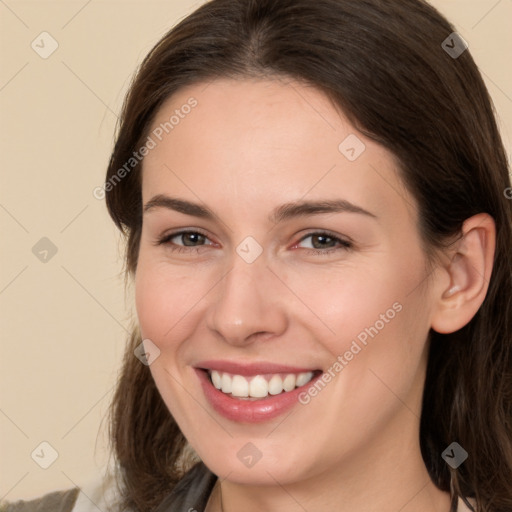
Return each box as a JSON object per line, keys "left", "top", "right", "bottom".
{"left": 105, "top": 0, "right": 512, "bottom": 510}
{"left": 4, "top": 0, "right": 511, "bottom": 511}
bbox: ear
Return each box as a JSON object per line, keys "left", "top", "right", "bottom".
{"left": 430, "top": 213, "right": 496, "bottom": 334}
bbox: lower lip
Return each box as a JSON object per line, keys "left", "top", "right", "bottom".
{"left": 195, "top": 369, "right": 321, "bottom": 423}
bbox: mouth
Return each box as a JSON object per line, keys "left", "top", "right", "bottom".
{"left": 194, "top": 362, "right": 323, "bottom": 422}
{"left": 205, "top": 369, "right": 320, "bottom": 400}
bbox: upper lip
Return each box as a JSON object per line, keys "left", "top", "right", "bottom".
{"left": 195, "top": 359, "right": 319, "bottom": 376}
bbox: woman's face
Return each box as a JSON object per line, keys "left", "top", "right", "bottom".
{"left": 135, "top": 78, "right": 442, "bottom": 486}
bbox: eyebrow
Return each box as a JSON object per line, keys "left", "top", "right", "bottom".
{"left": 143, "top": 194, "right": 377, "bottom": 223}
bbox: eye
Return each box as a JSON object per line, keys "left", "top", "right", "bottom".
{"left": 155, "top": 229, "right": 352, "bottom": 256}
{"left": 294, "top": 231, "right": 353, "bottom": 255}
{"left": 156, "top": 230, "right": 214, "bottom": 253}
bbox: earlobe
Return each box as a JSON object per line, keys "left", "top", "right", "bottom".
{"left": 431, "top": 213, "right": 496, "bottom": 334}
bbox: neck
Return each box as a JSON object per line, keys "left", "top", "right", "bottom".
{"left": 206, "top": 412, "right": 451, "bottom": 512}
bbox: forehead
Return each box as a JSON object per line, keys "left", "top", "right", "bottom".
{"left": 141, "top": 78, "right": 416, "bottom": 224}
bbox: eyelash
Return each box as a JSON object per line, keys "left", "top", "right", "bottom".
{"left": 293, "top": 231, "right": 353, "bottom": 256}
{"left": 156, "top": 230, "right": 213, "bottom": 254}
{"left": 156, "top": 230, "right": 353, "bottom": 256}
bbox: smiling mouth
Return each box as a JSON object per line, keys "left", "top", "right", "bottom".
{"left": 203, "top": 369, "right": 322, "bottom": 400}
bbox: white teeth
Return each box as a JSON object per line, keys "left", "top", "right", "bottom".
{"left": 211, "top": 370, "right": 222, "bottom": 389}
{"left": 283, "top": 374, "right": 296, "bottom": 392}
{"left": 268, "top": 374, "right": 283, "bottom": 395}
{"left": 209, "top": 370, "right": 315, "bottom": 399}
{"left": 249, "top": 375, "right": 268, "bottom": 398}
{"left": 231, "top": 375, "right": 249, "bottom": 397}
{"left": 221, "top": 373, "right": 232, "bottom": 394}
{"left": 296, "top": 371, "right": 313, "bottom": 387}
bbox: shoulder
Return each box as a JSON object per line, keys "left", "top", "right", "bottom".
{"left": 0, "top": 488, "right": 79, "bottom": 512}
{"left": 0, "top": 471, "right": 122, "bottom": 512}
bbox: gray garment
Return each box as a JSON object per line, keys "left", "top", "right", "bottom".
{"left": 154, "top": 462, "right": 217, "bottom": 512}
{"left": 1, "top": 488, "right": 79, "bottom": 512}
{"left": 0, "top": 465, "right": 476, "bottom": 512}
{"left": 0, "top": 463, "right": 216, "bottom": 512}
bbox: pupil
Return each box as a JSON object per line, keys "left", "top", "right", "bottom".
{"left": 313, "top": 235, "right": 333, "bottom": 249}
{"left": 184, "top": 233, "right": 203, "bottom": 246}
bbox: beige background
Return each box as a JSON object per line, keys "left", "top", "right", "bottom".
{"left": 1, "top": 0, "right": 511, "bottom": 502}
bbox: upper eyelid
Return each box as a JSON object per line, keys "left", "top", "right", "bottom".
{"left": 300, "top": 230, "right": 351, "bottom": 243}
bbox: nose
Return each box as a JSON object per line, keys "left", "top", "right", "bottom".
{"left": 206, "top": 254, "right": 288, "bottom": 347}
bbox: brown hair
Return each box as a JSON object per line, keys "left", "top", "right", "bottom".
{"left": 105, "top": 1, "right": 512, "bottom": 510}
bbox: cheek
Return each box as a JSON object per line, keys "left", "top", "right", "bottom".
{"left": 134, "top": 255, "right": 211, "bottom": 349}
{"left": 134, "top": 258, "right": 207, "bottom": 422}
{"left": 135, "top": 264, "right": 167, "bottom": 342}
{"left": 288, "top": 254, "right": 424, "bottom": 345}
{"left": 313, "top": 268, "right": 429, "bottom": 422}
{"left": 293, "top": 251, "right": 430, "bottom": 397}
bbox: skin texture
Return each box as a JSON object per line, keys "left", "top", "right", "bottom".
{"left": 135, "top": 78, "right": 495, "bottom": 512}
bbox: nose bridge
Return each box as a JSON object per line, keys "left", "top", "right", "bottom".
{"left": 207, "top": 250, "right": 287, "bottom": 345}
